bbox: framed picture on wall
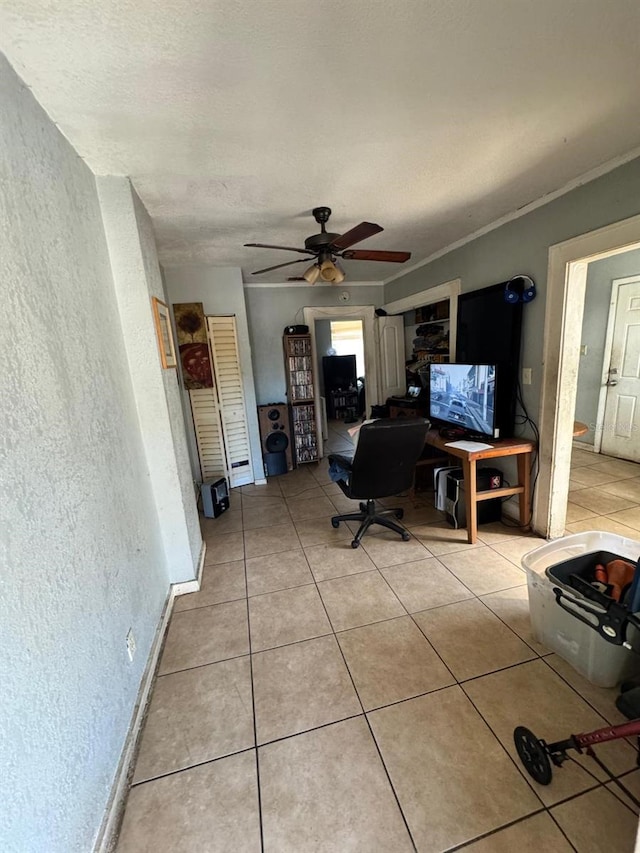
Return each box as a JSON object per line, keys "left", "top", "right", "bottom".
{"left": 151, "top": 297, "right": 177, "bottom": 369}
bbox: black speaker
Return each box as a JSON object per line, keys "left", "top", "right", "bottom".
{"left": 257, "top": 404, "right": 294, "bottom": 472}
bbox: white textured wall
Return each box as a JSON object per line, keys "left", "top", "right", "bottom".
{"left": 98, "top": 178, "right": 202, "bottom": 580}
{"left": 163, "top": 266, "right": 265, "bottom": 485}
{"left": 0, "top": 56, "right": 171, "bottom": 852}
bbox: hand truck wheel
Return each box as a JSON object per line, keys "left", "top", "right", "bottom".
{"left": 513, "top": 726, "right": 552, "bottom": 785}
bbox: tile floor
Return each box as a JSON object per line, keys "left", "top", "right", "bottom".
{"left": 116, "top": 425, "right": 640, "bottom": 852}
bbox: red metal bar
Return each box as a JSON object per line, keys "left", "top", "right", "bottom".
{"left": 574, "top": 718, "right": 640, "bottom": 748}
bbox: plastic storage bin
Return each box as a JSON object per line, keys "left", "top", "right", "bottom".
{"left": 523, "top": 531, "right": 640, "bottom": 687}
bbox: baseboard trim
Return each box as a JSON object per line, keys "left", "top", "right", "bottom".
{"left": 94, "top": 585, "right": 177, "bottom": 853}
{"left": 572, "top": 439, "right": 596, "bottom": 453}
{"left": 173, "top": 541, "right": 206, "bottom": 597}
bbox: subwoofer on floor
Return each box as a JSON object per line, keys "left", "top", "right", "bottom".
{"left": 257, "top": 404, "right": 294, "bottom": 473}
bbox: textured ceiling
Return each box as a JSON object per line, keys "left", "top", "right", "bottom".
{"left": 2, "top": 0, "right": 640, "bottom": 282}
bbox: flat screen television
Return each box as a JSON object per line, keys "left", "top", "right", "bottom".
{"left": 322, "top": 355, "right": 357, "bottom": 391}
{"left": 456, "top": 282, "right": 522, "bottom": 437}
{"left": 429, "top": 363, "right": 497, "bottom": 438}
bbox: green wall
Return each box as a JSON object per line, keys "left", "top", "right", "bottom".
{"left": 384, "top": 156, "right": 640, "bottom": 425}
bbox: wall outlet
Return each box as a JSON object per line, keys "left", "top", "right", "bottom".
{"left": 126, "top": 628, "right": 136, "bottom": 662}
{"left": 522, "top": 368, "right": 532, "bottom": 385}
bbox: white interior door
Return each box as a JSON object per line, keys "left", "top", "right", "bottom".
{"left": 207, "top": 315, "right": 255, "bottom": 487}
{"left": 189, "top": 387, "right": 228, "bottom": 482}
{"left": 601, "top": 277, "right": 640, "bottom": 461}
{"left": 378, "top": 315, "right": 405, "bottom": 399}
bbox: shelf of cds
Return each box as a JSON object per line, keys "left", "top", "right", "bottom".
{"left": 283, "top": 334, "right": 318, "bottom": 463}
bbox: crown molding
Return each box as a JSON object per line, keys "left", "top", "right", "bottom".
{"left": 383, "top": 146, "right": 640, "bottom": 285}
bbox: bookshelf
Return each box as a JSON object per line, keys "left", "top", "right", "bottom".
{"left": 283, "top": 333, "right": 318, "bottom": 463}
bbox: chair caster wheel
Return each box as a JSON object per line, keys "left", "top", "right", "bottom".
{"left": 331, "top": 519, "right": 340, "bottom": 528}
{"left": 394, "top": 509, "right": 404, "bottom": 520}
{"left": 351, "top": 540, "right": 360, "bottom": 549}
{"left": 402, "top": 532, "right": 411, "bottom": 542}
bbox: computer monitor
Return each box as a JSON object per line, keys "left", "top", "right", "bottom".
{"left": 429, "top": 363, "right": 497, "bottom": 438}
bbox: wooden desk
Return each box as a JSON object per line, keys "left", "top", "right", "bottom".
{"left": 425, "top": 429, "right": 535, "bottom": 544}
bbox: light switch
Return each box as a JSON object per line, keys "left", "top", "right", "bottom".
{"left": 580, "top": 345, "right": 588, "bottom": 355}
{"left": 522, "top": 368, "right": 532, "bottom": 385}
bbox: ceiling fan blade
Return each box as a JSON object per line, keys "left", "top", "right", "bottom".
{"left": 332, "top": 222, "right": 383, "bottom": 250}
{"left": 341, "top": 249, "right": 411, "bottom": 263}
{"left": 251, "top": 258, "right": 310, "bottom": 275}
{"left": 245, "top": 243, "right": 314, "bottom": 255}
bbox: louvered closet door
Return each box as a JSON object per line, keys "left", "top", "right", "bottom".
{"left": 207, "top": 315, "right": 255, "bottom": 487}
{"left": 189, "top": 388, "right": 228, "bottom": 482}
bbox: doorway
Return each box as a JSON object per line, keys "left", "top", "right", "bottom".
{"left": 536, "top": 213, "right": 640, "bottom": 538}
{"left": 303, "top": 306, "right": 379, "bottom": 458}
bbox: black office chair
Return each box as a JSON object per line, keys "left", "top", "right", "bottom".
{"left": 329, "top": 417, "right": 430, "bottom": 549}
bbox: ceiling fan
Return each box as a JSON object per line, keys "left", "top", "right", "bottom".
{"left": 244, "top": 206, "right": 411, "bottom": 283}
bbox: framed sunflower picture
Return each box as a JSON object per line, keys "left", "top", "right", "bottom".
{"left": 151, "top": 297, "right": 177, "bottom": 369}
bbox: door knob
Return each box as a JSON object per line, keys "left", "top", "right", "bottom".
{"left": 607, "top": 367, "right": 619, "bottom": 386}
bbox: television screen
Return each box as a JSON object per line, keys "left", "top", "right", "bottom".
{"left": 429, "top": 363, "right": 496, "bottom": 436}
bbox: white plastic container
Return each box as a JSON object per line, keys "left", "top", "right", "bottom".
{"left": 523, "top": 531, "right": 640, "bottom": 687}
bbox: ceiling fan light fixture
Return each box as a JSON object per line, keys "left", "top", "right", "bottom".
{"left": 303, "top": 263, "right": 320, "bottom": 284}
{"left": 319, "top": 259, "right": 342, "bottom": 283}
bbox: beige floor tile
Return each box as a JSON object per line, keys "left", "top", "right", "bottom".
{"left": 116, "top": 752, "right": 260, "bottom": 853}
{"left": 464, "top": 659, "right": 638, "bottom": 805}
{"left": 490, "top": 535, "right": 547, "bottom": 568}
{"left": 414, "top": 598, "right": 535, "bottom": 681}
{"left": 337, "top": 616, "right": 454, "bottom": 710}
{"left": 400, "top": 504, "right": 444, "bottom": 528}
{"left": 590, "top": 456, "right": 640, "bottom": 479}
{"left": 174, "top": 560, "right": 246, "bottom": 612}
{"left": 566, "top": 516, "right": 639, "bottom": 537}
{"left": 245, "top": 549, "right": 313, "bottom": 597}
{"left": 571, "top": 449, "right": 600, "bottom": 468}
{"left": 480, "top": 586, "right": 547, "bottom": 655}
{"left": 241, "top": 492, "right": 286, "bottom": 510}
{"left": 551, "top": 786, "right": 638, "bottom": 853}
{"left": 242, "top": 502, "right": 290, "bottom": 531}
{"left": 381, "top": 557, "right": 474, "bottom": 612}
{"left": 569, "top": 487, "right": 635, "bottom": 515}
{"left": 607, "top": 770, "right": 640, "bottom": 814}
{"left": 288, "top": 494, "right": 337, "bottom": 521}
{"left": 241, "top": 480, "right": 283, "bottom": 498}
{"left": 569, "top": 466, "right": 621, "bottom": 487}
{"left": 328, "top": 493, "right": 363, "bottom": 514}
{"left": 318, "top": 570, "right": 405, "bottom": 631}
{"left": 293, "top": 516, "right": 351, "bottom": 547}
{"left": 279, "top": 470, "right": 321, "bottom": 498}
{"left": 283, "top": 485, "right": 326, "bottom": 503}
{"left": 410, "top": 520, "right": 485, "bottom": 556}
{"left": 259, "top": 718, "right": 413, "bottom": 853}
{"left": 475, "top": 521, "right": 533, "bottom": 545}
{"left": 361, "top": 529, "right": 432, "bottom": 568}
{"left": 203, "top": 531, "right": 245, "bottom": 565}
{"left": 543, "top": 654, "right": 627, "bottom": 724}
{"left": 606, "top": 505, "right": 640, "bottom": 531}
{"left": 569, "top": 478, "right": 590, "bottom": 492}
{"left": 440, "top": 546, "right": 527, "bottom": 595}
{"left": 133, "top": 657, "right": 254, "bottom": 782}
{"left": 321, "top": 482, "right": 342, "bottom": 496}
{"left": 244, "top": 522, "right": 300, "bottom": 558}
{"left": 368, "top": 687, "right": 539, "bottom": 851}
{"left": 565, "top": 501, "right": 600, "bottom": 524}
{"left": 159, "top": 601, "right": 249, "bottom": 675}
{"left": 462, "top": 812, "right": 573, "bottom": 852}
{"left": 252, "top": 635, "right": 361, "bottom": 743}
{"left": 200, "top": 509, "right": 243, "bottom": 539}
{"left": 303, "top": 540, "right": 376, "bottom": 582}
{"left": 248, "top": 584, "right": 332, "bottom": 652}
{"left": 601, "top": 476, "right": 640, "bottom": 503}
